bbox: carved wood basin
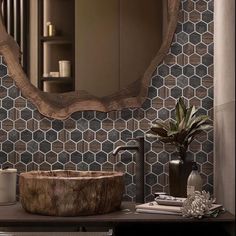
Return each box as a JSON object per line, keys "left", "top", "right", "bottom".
{"left": 19, "top": 170, "right": 124, "bottom": 216}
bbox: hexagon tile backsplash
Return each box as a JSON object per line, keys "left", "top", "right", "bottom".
{"left": 0, "top": 0, "right": 213, "bottom": 202}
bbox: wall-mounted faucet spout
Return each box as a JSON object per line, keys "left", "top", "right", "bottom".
{"left": 112, "top": 145, "right": 139, "bottom": 155}
{"left": 112, "top": 137, "right": 144, "bottom": 203}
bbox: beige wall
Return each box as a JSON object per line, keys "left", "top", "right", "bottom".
{"left": 214, "top": 0, "right": 235, "bottom": 215}
{"left": 75, "top": 0, "right": 163, "bottom": 97}
{"left": 75, "top": 0, "right": 120, "bottom": 97}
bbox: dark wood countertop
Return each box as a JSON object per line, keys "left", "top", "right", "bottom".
{"left": 0, "top": 202, "right": 235, "bottom": 227}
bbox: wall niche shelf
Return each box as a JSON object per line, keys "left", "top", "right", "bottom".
{"left": 40, "top": 36, "right": 73, "bottom": 44}
{"left": 38, "top": 0, "right": 75, "bottom": 93}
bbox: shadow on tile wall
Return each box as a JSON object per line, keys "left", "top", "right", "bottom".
{"left": 0, "top": 0, "right": 214, "bottom": 202}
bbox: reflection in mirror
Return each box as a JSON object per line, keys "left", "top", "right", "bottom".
{"left": 24, "top": 0, "right": 165, "bottom": 97}
{"left": 0, "top": 0, "right": 180, "bottom": 119}
{"left": 75, "top": 0, "right": 164, "bottom": 97}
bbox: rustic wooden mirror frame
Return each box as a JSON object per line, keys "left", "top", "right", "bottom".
{"left": 0, "top": 0, "right": 180, "bottom": 120}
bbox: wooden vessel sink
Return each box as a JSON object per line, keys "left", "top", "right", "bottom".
{"left": 19, "top": 170, "right": 124, "bottom": 216}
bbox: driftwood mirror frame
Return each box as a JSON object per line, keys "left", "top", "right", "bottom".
{"left": 0, "top": 0, "right": 180, "bottom": 120}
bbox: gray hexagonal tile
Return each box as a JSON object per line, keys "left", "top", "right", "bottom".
{"left": 21, "top": 130, "right": 33, "bottom": 143}
{"left": 202, "top": 140, "right": 213, "bottom": 154}
{"left": 183, "top": 22, "right": 194, "bottom": 34}
{"left": 77, "top": 162, "right": 89, "bottom": 171}
{"left": 196, "top": 151, "right": 207, "bottom": 164}
{"left": 202, "top": 97, "right": 213, "bottom": 110}
{"left": 58, "top": 151, "right": 70, "bottom": 164}
{"left": 71, "top": 151, "right": 82, "bottom": 164}
{"left": 146, "top": 173, "right": 157, "bottom": 186}
{"left": 46, "top": 130, "right": 57, "bottom": 142}
{"left": 95, "top": 111, "right": 107, "bottom": 121}
{"left": 27, "top": 141, "right": 39, "bottom": 154}
{"left": 77, "top": 118, "right": 89, "bottom": 131}
{"left": 52, "top": 162, "right": 63, "bottom": 170}
{"left": 121, "top": 109, "right": 133, "bottom": 120}
{"left": 202, "top": 10, "right": 213, "bottom": 23}
{"left": 152, "top": 162, "right": 164, "bottom": 175}
{"left": 0, "top": 64, "right": 7, "bottom": 77}
{"left": 21, "top": 108, "right": 33, "bottom": 121}
{"left": 158, "top": 64, "right": 170, "bottom": 77}
{"left": 83, "top": 111, "right": 95, "bottom": 120}
{"left": 0, "top": 151, "right": 7, "bottom": 164}
{"left": 190, "top": 32, "right": 201, "bottom": 45}
{"left": 171, "top": 86, "right": 182, "bottom": 99}
{"left": 158, "top": 151, "right": 169, "bottom": 164}
{"left": 2, "top": 97, "right": 14, "bottom": 109}
{"left": 177, "top": 32, "right": 189, "bottom": 45}
{"left": 170, "top": 43, "right": 182, "bottom": 55}
{"left": 39, "top": 141, "right": 51, "bottom": 153}
{"left": 21, "top": 152, "right": 33, "bottom": 164}
{"left": 148, "top": 87, "right": 157, "bottom": 99}
{"left": 177, "top": 76, "right": 189, "bottom": 88}
{"left": 102, "top": 140, "right": 114, "bottom": 153}
{"left": 151, "top": 76, "right": 163, "bottom": 88}
{"left": 108, "top": 129, "right": 119, "bottom": 142}
{"left": 196, "top": 65, "right": 207, "bottom": 77}
{"left": 89, "top": 162, "right": 101, "bottom": 171}
{"left": 202, "top": 54, "right": 213, "bottom": 66}
{"left": 52, "top": 120, "right": 64, "bottom": 131}
{"left": 83, "top": 151, "right": 95, "bottom": 164}
{"left": 183, "top": 65, "right": 195, "bottom": 77}
{"left": 89, "top": 119, "right": 101, "bottom": 131}
{"left": 196, "top": 22, "right": 207, "bottom": 34}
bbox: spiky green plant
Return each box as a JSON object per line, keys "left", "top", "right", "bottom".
{"left": 147, "top": 97, "right": 212, "bottom": 161}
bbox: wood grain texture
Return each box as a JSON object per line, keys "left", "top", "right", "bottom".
{"left": 0, "top": 0, "right": 180, "bottom": 120}
{"left": 19, "top": 170, "right": 124, "bottom": 216}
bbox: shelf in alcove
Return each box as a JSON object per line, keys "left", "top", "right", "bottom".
{"left": 42, "top": 77, "right": 74, "bottom": 93}
{"left": 40, "top": 36, "right": 73, "bottom": 44}
{"left": 41, "top": 77, "right": 73, "bottom": 83}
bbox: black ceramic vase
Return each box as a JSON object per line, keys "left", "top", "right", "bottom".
{"left": 168, "top": 159, "right": 193, "bottom": 197}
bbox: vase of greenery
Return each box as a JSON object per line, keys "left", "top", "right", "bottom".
{"left": 147, "top": 97, "right": 212, "bottom": 197}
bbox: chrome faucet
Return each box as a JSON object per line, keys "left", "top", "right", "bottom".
{"left": 112, "top": 136, "right": 144, "bottom": 203}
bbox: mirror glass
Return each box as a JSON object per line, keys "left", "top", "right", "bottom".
{"left": 2, "top": 0, "right": 164, "bottom": 97}
{"left": 0, "top": 0, "right": 180, "bottom": 119}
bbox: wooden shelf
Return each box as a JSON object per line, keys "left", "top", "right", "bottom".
{"left": 40, "top": 36, "right": 73, "bottom": 44}
{"left": 41, "top": 77, "right": 73, "bottom": 82}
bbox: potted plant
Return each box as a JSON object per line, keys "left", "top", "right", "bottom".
{"left": 147, "top": 97, "right": 212, "bottom": 197}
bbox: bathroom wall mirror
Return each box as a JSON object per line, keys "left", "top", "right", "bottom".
{"left": 0, "top": 0, "right": 180, "bottom": 120}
